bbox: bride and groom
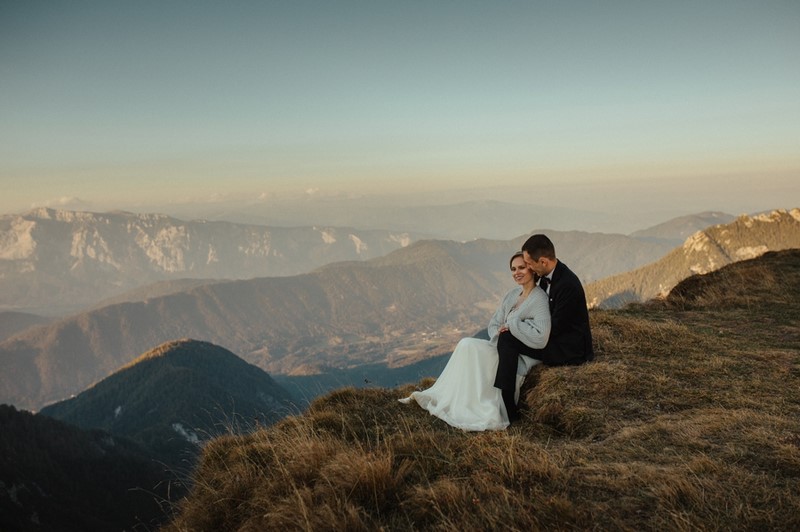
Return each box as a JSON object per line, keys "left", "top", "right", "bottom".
{"left": 400, "top": 234, "right": 594, "bottom": 430}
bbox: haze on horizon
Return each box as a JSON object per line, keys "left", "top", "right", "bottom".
{"left": 1, "top": 1, "right": 798, "bottom": 232}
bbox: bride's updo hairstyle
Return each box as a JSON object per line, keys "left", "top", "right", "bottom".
{"left": 509, "top": 251, "right": 524, "bottom": 268}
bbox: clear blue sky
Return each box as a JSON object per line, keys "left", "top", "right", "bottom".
{"left": 1, "top": 0, "right": 798, "bottom": 217}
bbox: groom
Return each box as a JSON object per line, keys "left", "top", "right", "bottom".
{"left": 494, "top": 233, "right": 594, "bottom": 421}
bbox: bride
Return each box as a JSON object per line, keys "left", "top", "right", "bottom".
{"left": 399, "top": 252, "right": 551, "bottom": 430}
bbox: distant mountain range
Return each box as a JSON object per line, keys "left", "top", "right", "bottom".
{"left": 586, "top": 209, "right": 800, "bottom": 308}
{"left": 0, "top": 211, "right": 797, "bottom": 409}
{"left": 0, "top": 404, "right": 175, "bottom": 532}
{"left": 1, "top": 206, "right": 736, "bottom": 317}
{"left": 629, "top": 211, "right": 735, "bottom": 246}
{"left": 4, "top": 209, "right": 796, "bottom": 411}
{"left": 0, "top": 312, "right": 51, "bottom": 343}
{"left": 0, "top": 229, "right": 678, "bottom": 411}
{"left": 332, "top": 200, "right": 631, "bottom": 241}
{"left": 40, "top": 339, "right": 295, "bottom": 467}
{"left": 153, "top": 198, "right": 649, "bottom": 239}
{"left": 0, "top": 208, "right": 420, "bottom": 314}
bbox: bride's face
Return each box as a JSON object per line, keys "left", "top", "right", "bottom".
{"left": 510, "top": 256, "right": 533, "bottom": 286}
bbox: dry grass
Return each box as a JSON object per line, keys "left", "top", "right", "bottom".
{"left": 165, "top": 251, "right": 800, "bottom": 531}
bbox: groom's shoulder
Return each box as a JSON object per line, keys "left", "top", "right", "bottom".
{"left": 556, "top": 259, "right": 576, "bottom": 277}
{"left": 556, "top": 260, "right": 583, "bottom": 285}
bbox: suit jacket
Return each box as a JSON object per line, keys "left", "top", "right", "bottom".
{"left": 537, "top": 260, "right": 594, "bottom": 366}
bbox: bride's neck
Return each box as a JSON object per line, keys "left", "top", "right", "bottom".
{"left": 521, "top": 282, "right": 535, "bottom": 295}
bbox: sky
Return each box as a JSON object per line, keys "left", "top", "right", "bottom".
{"left": 1, "top": 0, "right": 799, "bottom": 227}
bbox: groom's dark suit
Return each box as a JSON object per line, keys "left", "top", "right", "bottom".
{"left": 494, "top": 260, "right": 594, "bottom": 398}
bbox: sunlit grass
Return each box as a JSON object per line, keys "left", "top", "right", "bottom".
{"left": 165, "top": 251, "right": 800, "bottom": 531}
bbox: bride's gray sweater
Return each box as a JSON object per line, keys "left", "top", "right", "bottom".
{"left": 487, "top": 286, "right": 551, "bottom": 349}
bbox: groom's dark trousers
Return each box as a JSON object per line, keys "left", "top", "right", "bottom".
{"left": 495, "top": 331, "right": 529, "bottom": 419}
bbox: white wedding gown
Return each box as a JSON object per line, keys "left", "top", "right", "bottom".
{"left": 399, "top": 337, "right": 534, "bottom": 431}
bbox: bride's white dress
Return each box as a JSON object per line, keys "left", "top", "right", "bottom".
{"left": 399, "top": 337, "right": 532, "bottom": 431}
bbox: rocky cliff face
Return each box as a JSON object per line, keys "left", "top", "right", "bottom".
{"left": 586, "top": 208, "right": 800, "bottom": 308}
{"left": 0, "top": 208, "right": 417, "bottom": 313}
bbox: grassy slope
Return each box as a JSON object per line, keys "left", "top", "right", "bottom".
{"left": 165, "top": 250, "right": 800, "bottom": 531}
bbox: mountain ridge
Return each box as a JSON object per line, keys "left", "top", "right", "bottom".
{"left": 0, "top": 311, "right": 50, "bottom": 342}
{"left": 0, "top": 207, "right": 420, "bottom": 314}
{"left": 0, "top": 230, "right": 671, "bottom": 410}
{"left": 1, "top": 206, "right": 737, "bottom": 315}
{"left": 629, "top": 211, "right": 735, "bottom": 245}
{"left": 3, "top": 210, "right": 795, "bottom": 410}
{"left": 1, "top": 240, "right": 504, "bottom": 410}
{"left": 586, "top": 208, "right": 800, "bottom": 308}
{"left": 0, "top": 404, "right": 176, "bottom": 532}
{"left": 39, "top": 339, "right": 296, "bottom": 467}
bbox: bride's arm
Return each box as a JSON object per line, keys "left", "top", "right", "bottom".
{"left": 488, "top": 288, "right": 515, "bottom": 339}
{"left": 507, "top": 291, "right": 552, "bottom": 349}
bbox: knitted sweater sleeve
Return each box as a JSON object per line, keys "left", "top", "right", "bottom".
{"left": 506, "top": 288, "right": 552, "bottom": 349}
{"left": 487, "top": 288, "right": 518, "bottom": 341}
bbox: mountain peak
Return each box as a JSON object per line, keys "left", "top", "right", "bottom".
{"left": 747, "top": 207, "right": 800, "bottom": 224}
{"left": 40, "top": 339, "right": 296, "bottom": 466}
{"left": 587, "top": 207, "right": 800, "bottom": 308}
{"left": 630, "top": 211, "right": 735, "bottom": 245}
{"left": 664, "top": 248, "right": 800, "bottom": 309}
{"left": 127, "top": 338, "right": 236, "bottom": 367}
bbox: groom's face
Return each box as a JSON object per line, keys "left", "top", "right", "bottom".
{"left": 523, "top": 251, "right": 547, "bottom": 276}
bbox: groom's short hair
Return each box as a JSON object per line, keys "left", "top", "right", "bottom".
{"left": 522, "top": 234, "right": 556, "bottom": 261}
